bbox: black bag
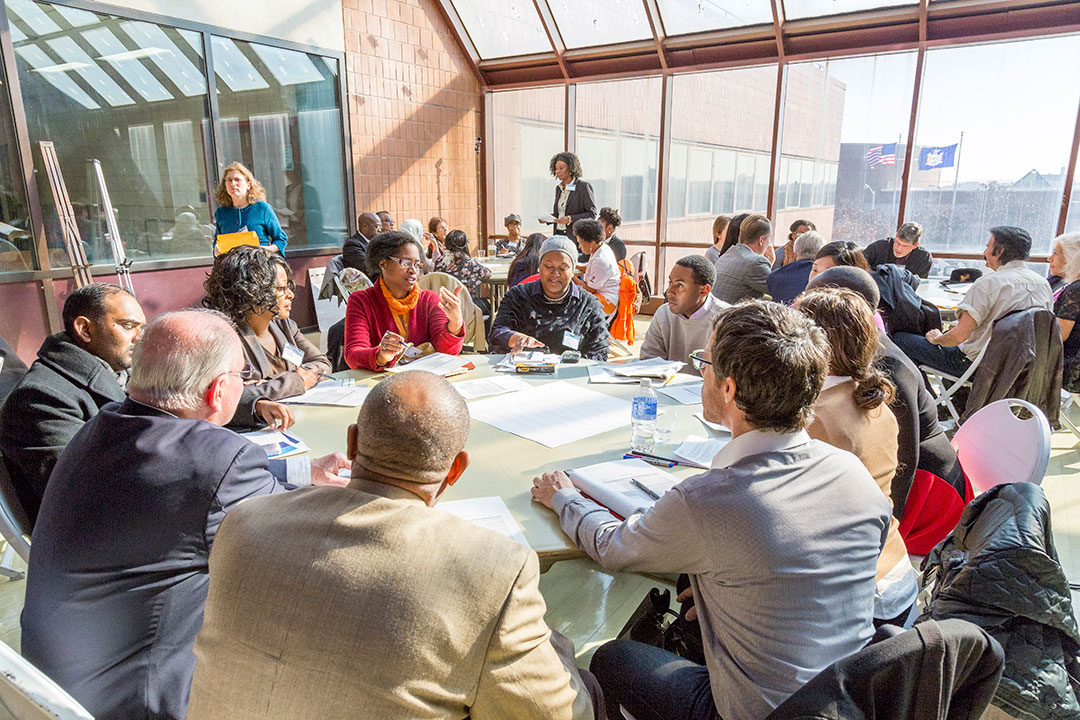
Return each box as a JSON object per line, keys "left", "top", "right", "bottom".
{"left": 618, "top": 578, "right": 706, "bottom": 666}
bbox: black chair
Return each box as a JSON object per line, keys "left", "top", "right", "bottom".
{"left": 0, "top": 453, "right": 31, "bottom": 577}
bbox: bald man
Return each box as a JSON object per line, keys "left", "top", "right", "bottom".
{"left": 344, "top": 211, "right": 382, "bottom": 274}
{"left": 22, "top": 310, "right": 349, "bottom": 720}
{"left": 187, "top": 372, "right": 596, "bottom": 720}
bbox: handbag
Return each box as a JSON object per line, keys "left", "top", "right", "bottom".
{"left": 617, "top": 583, "right": 706, "bottom": 665}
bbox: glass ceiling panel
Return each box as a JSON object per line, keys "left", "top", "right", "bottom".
{"left": 45, "top": 36, "right": 135, "bottom": 107}
{"left": 250, "top": 44, "right": 325, "bottom": 86}
{"left": 5, "top": 0, "right": 60, "bottom": 35}
{"left": 14, "top": 43, "right": 100, "bottom": 109}
{"left": 119, "top": 22, "right": 206, "bottom": 97}
{"left": 210, "top": 36, "right": 270, "bottom": 92}
{"left": 548, "top": 0, "right": 652, "bottom": 48}
{"left": 448, "top": 0, "right": 552, "bottom": 59}
{"left": 782, "top": 0, "right": 917, "bottom": 21}
{"left": 53, "top": 6, "right": 99, "bottom": 27}
{"left": 82, "top": 27, "right": 173, "bottom": 103}
{"left": 656, "top": 0, "right": 774, "bottom": 36}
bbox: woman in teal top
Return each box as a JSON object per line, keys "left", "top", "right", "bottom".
{"left": 213, "top": 162, "right": 288, "bottom": 254}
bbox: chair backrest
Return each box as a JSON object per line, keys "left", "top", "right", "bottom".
{"left": 0, "top": 638, "right": 93, "bottom": 719}
{"left": 0, "top": 455, "right": 31, "bottom": 564}
{"left": 417, "top": 273, "right": 486, "bottom": 351}
{"left": 951, "top": 398, "right": 1051, "bottom": 492}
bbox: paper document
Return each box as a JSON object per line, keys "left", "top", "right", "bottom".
{"left": 588, "top": 359, "right": 691, "bottom": 385}
{"left": 657, "top": 383, "right": 703, "bottom": 405}
{"left": 673, "top": 434, "right": 731, "bottom": 469}
{"left": 537, "top": 213, "right": 557, "bottom": 224}
{"left": 242, "top": 429, "right": 309, "bottom": 459}
{"left": 438, "top": 496, "right": 530, "bottom": 548}
{"left": 453, "top": 375, "right": 531, "bottom": 400}
{"left": 468, "top": 381, "right": 632, "bottom": 448}
{"left": 387, "top": 352, "right": 471, "bottom": 376}
{"left": 694, "top": 412, "right": 730, "bottom": 435}
{"left": 566, "top": 458, "right": 679, "bottom": 518}
{"left": 611, "top": 357, "right": 685, "bottom": 379}
{"left": 280, "top": 384, "right": 371, "bottom": 407}
{"left": 494, "top": 352, "right": 561, "bottom": 373}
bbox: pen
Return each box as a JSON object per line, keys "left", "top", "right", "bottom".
{"left": 300, "top": 364, "right": 337, "bottom": 382}
{"left": 627, "top": 449, "right": 682, "bottom": 464}
{"left": 662, "top": 373, "right": 677, "bottom": 387}
{"left": 630, "top": 478, "right": 661, "bottom": 500}
{"left": 624, "top": 453, "right": 676, "bottom": 468}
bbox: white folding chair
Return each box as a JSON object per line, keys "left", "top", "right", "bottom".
{"left": 951, "top": 398, "right": 1051, "bottom": 493}
{"left": 0, "top": 454, "right": 29, "bottom": 577}
{"left": 919, "top": 342, "right": 989, "bottom": 424}
{"left": 1059, "top": 390, "right": 1080, "bottom": 445}
{"left": 0, "top": 639, "right": 92, "bottom": 719}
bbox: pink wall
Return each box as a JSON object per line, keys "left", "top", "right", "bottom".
{"left": 4, "top": 252, "right": 336, "bottom": 365}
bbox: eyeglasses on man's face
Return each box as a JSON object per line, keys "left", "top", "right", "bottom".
{"left": 688, "top": 349, "right": 713, "bottom": 372}
{"left": 386, "top": 255, "right": 424, "bottom": 272}
{"left": 224, "top": 363, "right": 257, "bottom": 381}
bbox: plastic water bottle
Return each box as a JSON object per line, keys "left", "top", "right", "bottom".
{"left": 631, "top": 379, "right": 658, "bottom": 453}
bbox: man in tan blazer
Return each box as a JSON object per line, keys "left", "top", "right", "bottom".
{"left": 186, "top": 371, "right": 595, "bottom": 719}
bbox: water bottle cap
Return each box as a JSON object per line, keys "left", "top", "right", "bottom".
{"left": 640, "top": 378, "right": 651, "bottom": 388}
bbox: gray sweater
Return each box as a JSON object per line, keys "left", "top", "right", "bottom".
{"left": 639, "top": 296, "right": 728, "bottom": 375}
{"left": 553, "top": 429, "right": 890, "bottom": 720}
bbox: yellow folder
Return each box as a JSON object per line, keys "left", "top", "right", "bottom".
{"left": 215, "top": 231, "right": 260, "bottom": 254}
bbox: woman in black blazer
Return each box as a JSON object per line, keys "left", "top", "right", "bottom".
{"left": 549, "top": 151, "right": 597, "bottom": 238}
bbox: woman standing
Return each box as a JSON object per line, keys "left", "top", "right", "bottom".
{"left": 202, "top": 245, "right": 329, "bottom": 400}
{"left": 343, "top": 231, "right": 465, "bottom": 371}
{"left": 1049, "top": 232, "right": 1080, "bottom": 391}
{"left": 547, "top": 152, "right": 596, "bottom": 239}
{"left": 213, "top": 162, "right": 287, "bottom": 255}
{"left": 797, "top": 286, "right": 919, "bottom": 628}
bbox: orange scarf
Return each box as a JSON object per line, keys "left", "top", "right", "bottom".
{"left": 379, "top": 276, "right": 420, "bottom": 337}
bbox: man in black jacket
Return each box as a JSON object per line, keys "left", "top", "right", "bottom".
{"left": 863, "top": 222, "right": 934, "bottom": 278}
{"left": 342, "top": 211, "right": 381, "bottom": 274}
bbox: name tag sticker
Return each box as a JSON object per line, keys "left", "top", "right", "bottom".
{"left": 566, "top": 183, "right": 577, "bottom": 192}
{"left": 562, "top": 331, "right": 581, "bottom": 350}
{"left": 282, "top": 343, "right": 305, "bottom": 367}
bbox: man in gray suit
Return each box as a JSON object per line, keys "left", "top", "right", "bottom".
{"left": 22, "top": 309, "right": 349, "bottom": 720}
{"left": 710, "top": 214, "right": 775, "bottom": 304}
{"left": 533, "top": 301, "right": 891, "bottom": 720}
{"left": 187, "top": 371, "right": 597, "bottom": 720}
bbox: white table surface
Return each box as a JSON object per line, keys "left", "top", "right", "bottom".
{"left": 290, "top": 355, "right": 713, "bottom": 566}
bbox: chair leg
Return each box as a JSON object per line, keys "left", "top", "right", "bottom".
{"left": 1061, "top": 393, "right": 1080, "bottom": 445}
{"left": 0, "top": 542, "right": 23, "bottom": 581}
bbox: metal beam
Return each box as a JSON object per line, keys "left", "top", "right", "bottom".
{"left": 565, "top": 84, "right": 577, "bottom": 153}
{"left": 433, "top": 0, "right": 486, "bottom": 87}
{"left": 641, "top": 0, "right": 668, "bottom": 71}
{"left": 532, "top": 0, "right": 570, "bottom": 80}
{"left": 765, "top": 0, "right": 786, "bottom": 225}
{"left": 896, "top": 0, "right": 928, "bottom": 227}
{"left": 1058, "top": 96, "right": 1080, "bottom": 236}
{"left": 653, "top": 73, "right": 673, "bottom": 289}
{"left": 483, "top": 92, "right": 496, "bottom": 245}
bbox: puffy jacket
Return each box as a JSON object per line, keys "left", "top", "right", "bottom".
{"left": 919, "top": 483, "right": 1080, "bottom": 719}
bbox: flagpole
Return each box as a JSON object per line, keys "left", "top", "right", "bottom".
{"left": 892, "top": 133, "right": 901, "bottom": 210}
{"left": 950, "top": 131, "right": 964, "bottom": 207}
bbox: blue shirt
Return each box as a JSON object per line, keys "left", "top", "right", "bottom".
{"left": 766, "top": 259, "right": 813, "bottom": 305}
{"left": 214, "top": 201, "right": 287, "bottom": 254}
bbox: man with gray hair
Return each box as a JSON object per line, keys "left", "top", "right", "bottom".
{"left": 767, "top": 229, "right": 826, "bottom": 304}
{"left": 186, "top": 371, "right": 597, "bottom": 719}
{"left": 22, "top": 309, "right": 349, "bottom": 720}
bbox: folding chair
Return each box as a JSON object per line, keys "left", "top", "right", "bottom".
{"left": 0, "top": 453, "right": 29, "bottom": 578}
{"left": 951, "top": 398, "right": 1051, "bottom": 492}
{"left": 1060, "top": 390, "right": 1080, "bottom": 445}
{"left": 0, "top": 638, "right": 93, "bottom": 719}
{"left": 919, "top": 342, "right": 989, "bottom": 425}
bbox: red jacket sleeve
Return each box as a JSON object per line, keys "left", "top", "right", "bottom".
{"left": 421, "top": 291, "right": 465, "bottom": 356}
{"left": 343, "top": 289, "right": 383, "bottom": 371}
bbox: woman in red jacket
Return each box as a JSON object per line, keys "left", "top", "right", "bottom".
{"left": 344, "top": 231, "right": 465, "bottom": 370}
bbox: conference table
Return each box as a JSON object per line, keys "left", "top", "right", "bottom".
{"left": 289, "top": 354, "right": 712, "bottom": 571}
{"left": 477, "top": 257, "right": 512, "bottom": 311}
{"left": 915, "top": 276, "right": 970, "bottom": 319}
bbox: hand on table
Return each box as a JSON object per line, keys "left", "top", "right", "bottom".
{"left": 439, "top": 285, "right": 464, "bottom": 334}
{"left": 311, "top": 452, "right": 350, "bottom": 487}
{"left": 296, "top": 365, "right": 322, "bottom": 390}
{"left": 531, "top": 470, "right": 576, "bottom": 509}
{"left": 509, "top": 333, "right": 544, "bottom": 354}
{"left": 255, "top": 399, "right": 294, "bottom": 430}
{"left": 375, "top": 331, "right": 407, "bottom": 367}
{"left": 677, "top": 586, "right": 697, "bottom": 622}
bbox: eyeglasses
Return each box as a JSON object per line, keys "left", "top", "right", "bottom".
{"left": 224, "top": 363, "right": 257, "bottom": 381}
{"left": 273, "top": 283, "right": 295, "bottom": 295}
{"left": 386, "top": 256, "right": 424, "bottom": 271}
{"left": 688, "top": 349, "right": 713, "bottom": 372}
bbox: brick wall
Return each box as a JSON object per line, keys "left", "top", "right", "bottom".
{"left": 342, "top": 0, "right": 483, "bottom": 244}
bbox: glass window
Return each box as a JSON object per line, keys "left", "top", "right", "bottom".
{"left": 666, "top": 66, "right": 777, "bottom": 246}
{"left": 549, "top": 0, "right": 651, "bottom": 49}
{"left": 754, "top": 154, "right": 770, "bottom": 212}
{"left": 687, "top": 148, "right": 712, "bottom": 215}
{"left": 492, "top": 87, "right": 565, "bottom": 236}
{"left": 906, "top": 36, "right": 1080, "bottom": 254}
{"left": 448, "top": 0, "right": 552, "bottom": 59}
{"left": 575, "top": 77, "right": 661, "bottom": 241}
{"left": 1067, "top": 173, "right": 1080, "bottom": 234}
{"left": 13, "top": 3, "right": 214, "bottom": 266}
{"left": 212, "top": 37, "right": 348, "bottom": 251}
{"left": 783, "top": 0, "right": 916, "bottom": 20}
{"left": 779, "top": 52, "right": 916, "bottom": 245}
{"left": 655, "top": 0, "right": 773, "bottom": 36}
{"left": 0, "top": 37, "right": 32, "bottom": 273}
{"left": 777, "top": 156, "right": 789, "bottom": 210}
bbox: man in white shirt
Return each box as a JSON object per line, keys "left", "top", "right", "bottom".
{"left": 892, "top": 226, "right": 1053, "bottom": 376}
{"left": 640, "top": 255, "right": 728, "bottom": 375}
{"left": 573, "top": 219, "right": 621, "bottom": 315}
{"left": 531, "top": 301, "right": 890, "bottom": 720}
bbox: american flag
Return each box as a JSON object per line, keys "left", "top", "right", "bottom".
{"left": 866, "top": 142, "right": 897, "bottom": 167}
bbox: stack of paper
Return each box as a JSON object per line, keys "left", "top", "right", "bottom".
{"left": 673, "top": 434, "right": 730, "bottom": 469}
{"left": 588, "top": 358, "right": 690, "bottom": 385}
{"left": 468, "top": 380, "right": 631, "bottom": 447}
{"left": 437, "top": 496, "right": 530, "bottom": 547}
{"left": 657, "top": 383, "right": 703, "bottom": 405}
{"left": 452, "top": 375, "right": 531, "bottom": 400}
{"left": 387, "top": 352, "right": 472, "bottom": 377}
{"left": 566, "top": 458, "right": 679, "bottom": 518}
{"left": 494, "top": 352, "right": 561, "bottom": 373}
{"left": 242, "top": 429, "right": 310, "bottom": 459}
{"left": 281, "top": 384, "right": 371, "bottom": 406}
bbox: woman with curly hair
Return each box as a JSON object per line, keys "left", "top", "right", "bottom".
{"left": 547, "top": 151, "right": 596, "bottom": 239}
{"left": 203, "top": 245, "right": 329, "bottom": 400}
{"left": 797, "top": 286, "right": 918, "bottom": 628}
{"left": 213, "top": 162, "right": 288, "bottom": 255}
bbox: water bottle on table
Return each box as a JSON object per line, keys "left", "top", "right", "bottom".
{"left": 631, "top": 378, "right": 658, "bottom": 453}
